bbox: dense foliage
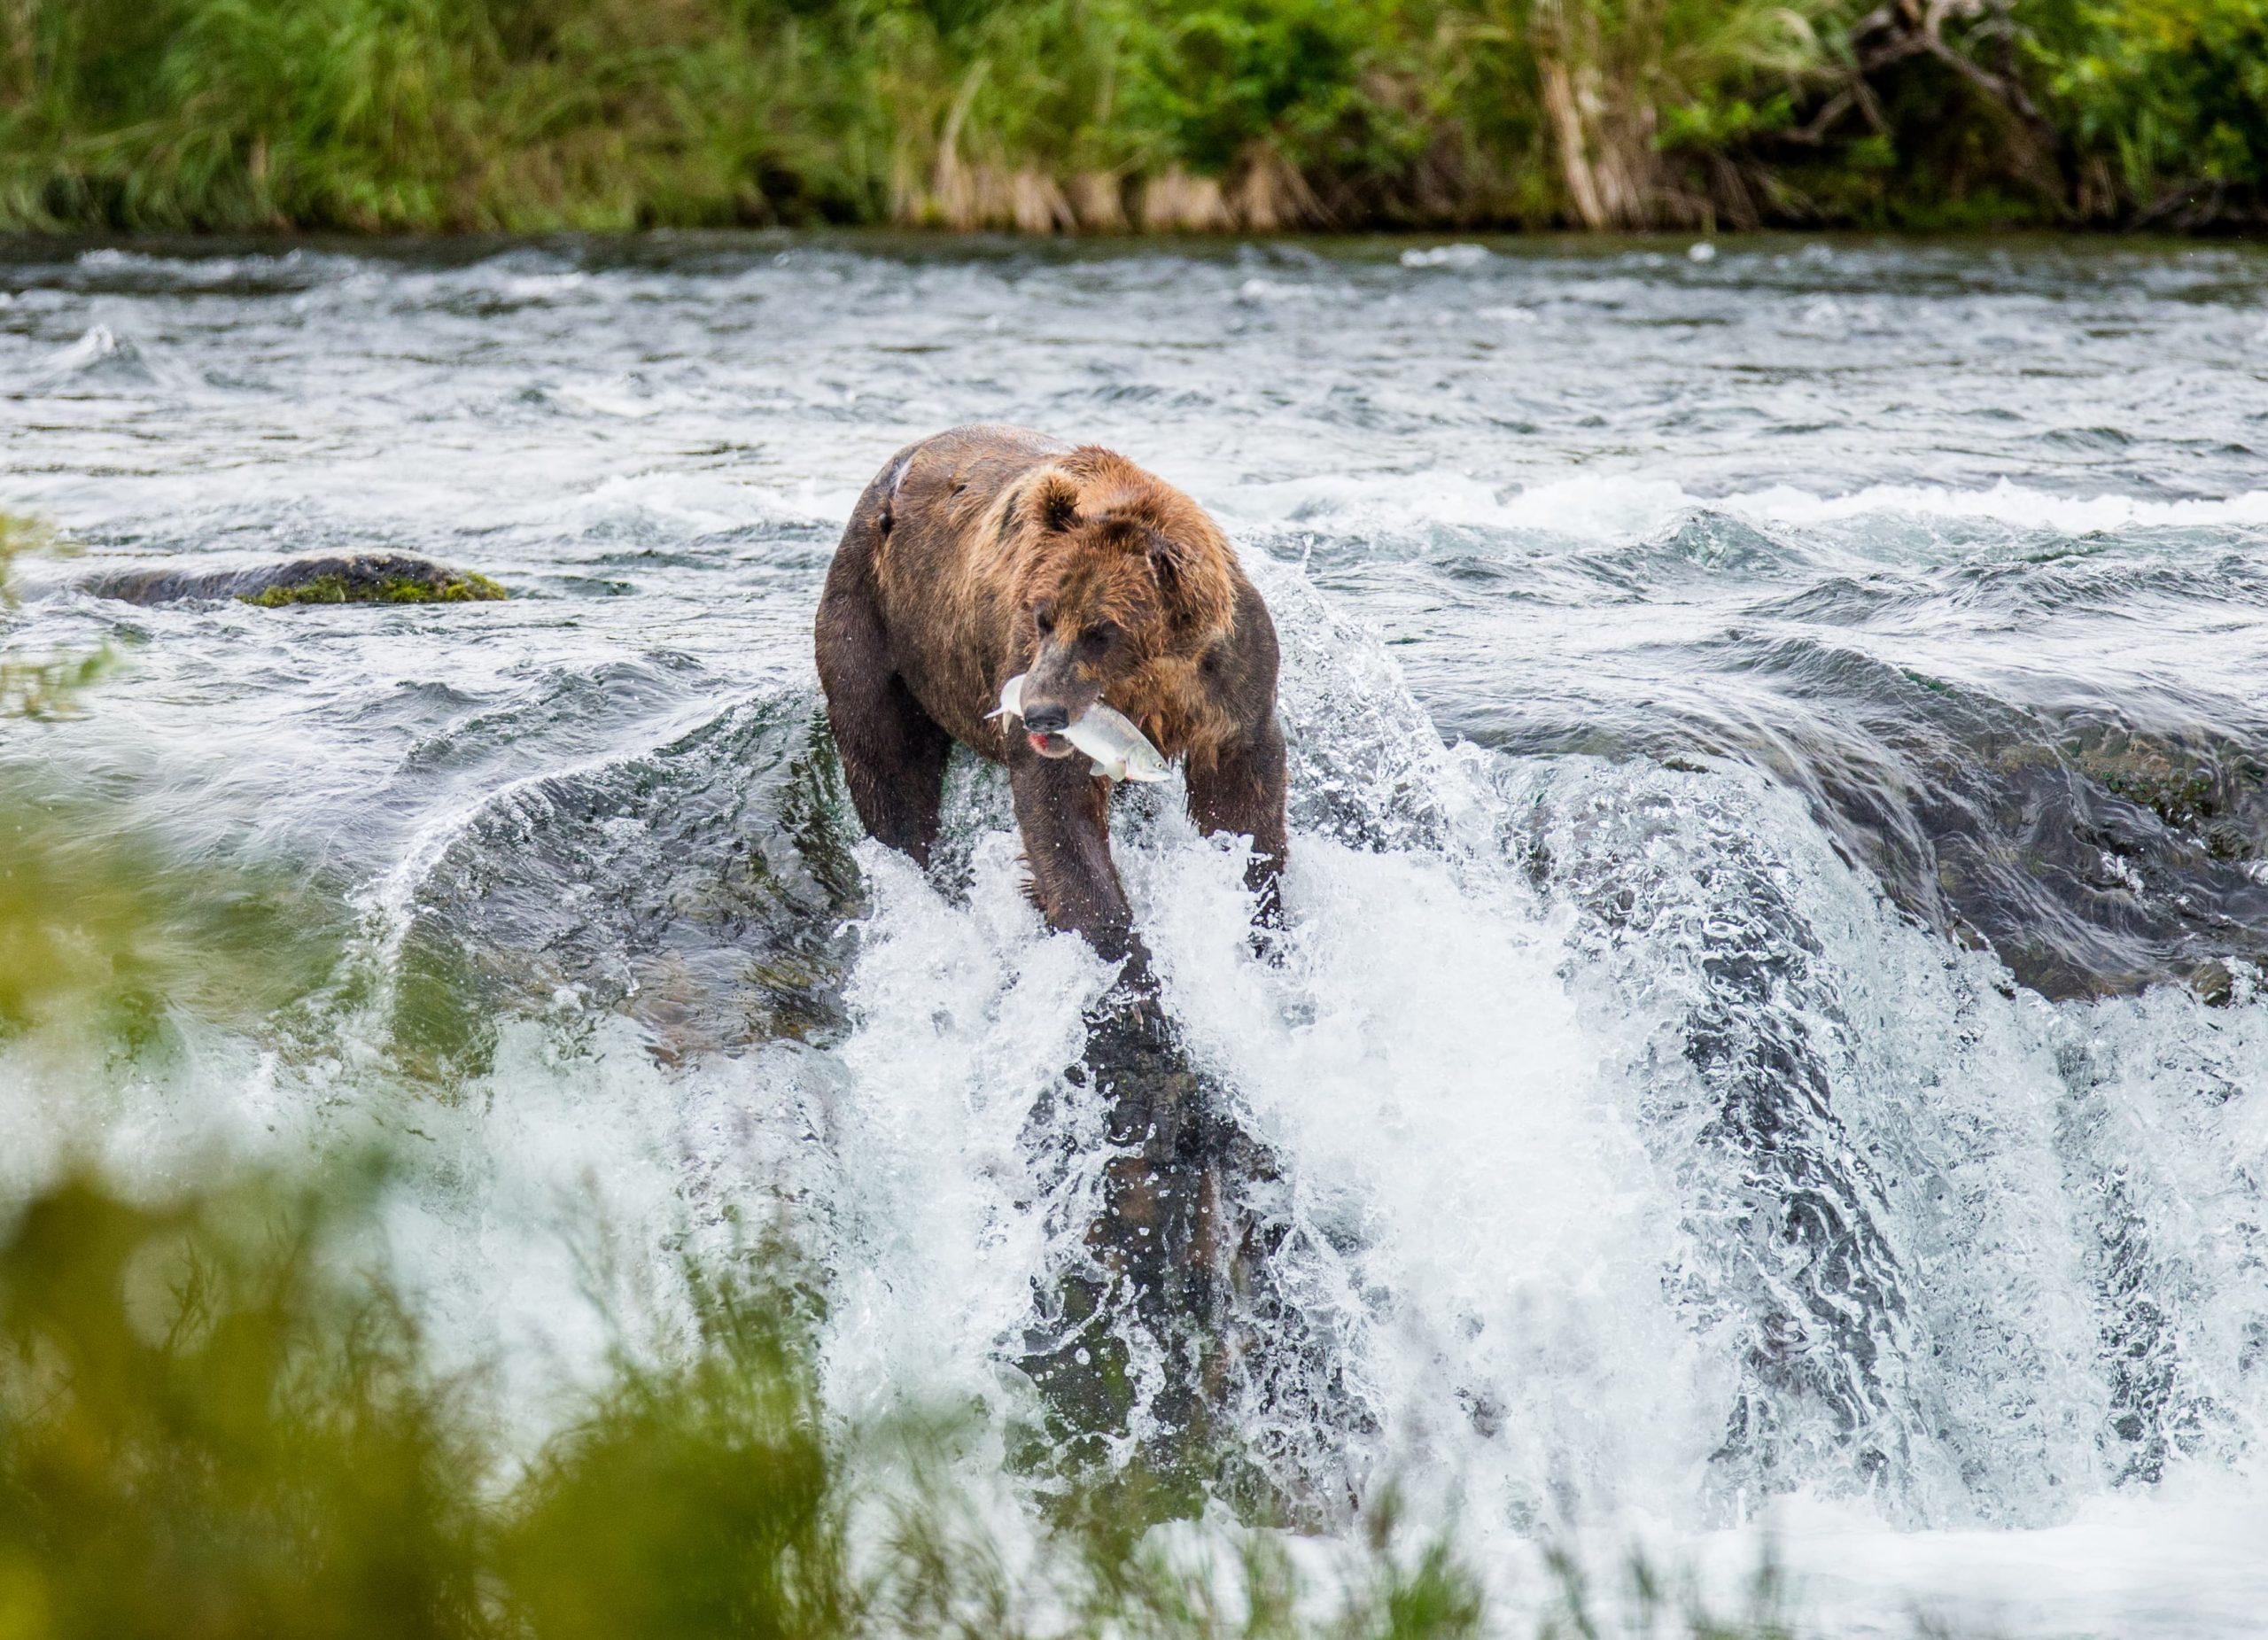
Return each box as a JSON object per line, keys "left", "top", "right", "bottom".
{"left": 0, "top": 0, "right": 2262, "bottom": 233}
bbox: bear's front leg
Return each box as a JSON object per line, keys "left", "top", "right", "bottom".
{"left": 1185, "top": 717, "right": 1289, "bottom": 937}
{"left": 1009, "top": 750, "right": 1148, "bottom": 977}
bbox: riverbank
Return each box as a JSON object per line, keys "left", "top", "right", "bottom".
{"left": 3, "top": 0, "right": 2264, "bottom": 237}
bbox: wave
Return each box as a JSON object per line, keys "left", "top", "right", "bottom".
{"left": 561, "top": 470, "right": 857, "bottom": 536}
{"left": 16, "top": 324, "right": 173, "bottom": 396}
{"left": 1225, "top": 471, "right": 2268, "bottom": 543}
{"left": 1398, "top": 243, "right": 1494, "bottom": 269}
{"left": 68, "top": 245, "right": 363, "bottom": 292}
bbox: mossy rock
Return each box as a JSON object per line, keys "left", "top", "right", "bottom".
{"left": 2067, "top": 726, "right": 2260, "bottom": 845}
{"left": 241, "top": 570, "right": 507, "bottom": 608}
{"left": 80, "top": 552, "right": 508, "bottom": 607}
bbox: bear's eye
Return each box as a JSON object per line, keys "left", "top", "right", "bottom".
{"left": 1079, "top": 622, "right": 1118, "bottom": 654}
{"left": 1032, "top": 603, "right": 1054, "bottom": 633}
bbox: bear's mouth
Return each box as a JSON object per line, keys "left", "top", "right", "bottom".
{"left": 1028, "top": 730, "right": 1076, "bottom": 758}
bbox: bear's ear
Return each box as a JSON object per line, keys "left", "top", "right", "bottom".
{"left": 1146, "top": 530, "right": 1236, "bottom": 637}
{"left": 1032, "top": 474, "right": 1083, "bottom": 534}
{"left": 1146, "top": 532, "right": 1184, "bottom": 599}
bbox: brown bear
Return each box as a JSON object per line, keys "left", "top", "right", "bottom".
{"left": 814, "top": 424, "right": 1286, "bottom": 975}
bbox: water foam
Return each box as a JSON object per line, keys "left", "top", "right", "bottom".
{"left": 744, "top": 556, "right": 2268, "bottom": 1562}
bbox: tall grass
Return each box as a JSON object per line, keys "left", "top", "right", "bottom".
{"left": 0, "top": 0, "right": 2262, "bottom": 233}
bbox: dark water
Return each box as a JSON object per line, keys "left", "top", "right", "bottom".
{"left": 4, "top": 234, "right": 2267, "bottom": 1635}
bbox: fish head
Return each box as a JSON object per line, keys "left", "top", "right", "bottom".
{"left": 1121, "top": 742, "right": 1173, "bottom": 782}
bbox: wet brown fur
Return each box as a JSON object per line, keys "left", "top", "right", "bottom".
{"left": 816, "top": 424, "right": 1287, "bottom": 971}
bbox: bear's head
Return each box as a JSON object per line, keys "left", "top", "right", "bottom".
{"left": 1008, "top": 465, "right": 1237, "bottom": 757}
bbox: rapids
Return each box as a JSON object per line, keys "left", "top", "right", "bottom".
{"left": 4, "top": 233, "right": 2266, "bottom": 1634}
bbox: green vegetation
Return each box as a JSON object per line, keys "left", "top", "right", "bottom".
{"left": 0, "top": 1165, "right": 1857, "bottom": 1640}
{"left": 0, "top": 514, "right": 113, "bottom": 719}
{"left": 2, "top": 518, "right": 342, "bottom": 1044}
{"left": 0, "top": 0, "right": 2262, "bottom": 234}
{"left": 0, "top": 643, "right": 105, "bottom": 721}
{"left": 0, "top": 789, "right": 348, "bottom": 1046}
{"left": 240, "top": 571, "right": 509, "bottom": 608}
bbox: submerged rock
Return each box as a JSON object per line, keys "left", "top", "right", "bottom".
{"left": 389, "top": 696, "right": 859, "bottom": 1079}
{"left": 1014, "top": 988, "right": 1357, "bottom": 1527}
{"left": 80, "top": 552, "right": 507, "bottom": 607}
{"left": 1485, "top": 636, "right": 2268, "bottom": 1003}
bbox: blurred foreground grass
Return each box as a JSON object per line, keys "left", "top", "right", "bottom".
{"left": 0, "top": 1166, "right": 1842, "bottom": 1640}
{"left": 0, "top": 1170, "right": 1823, "bottom": 1640}
{"left": 0, "top": 517, "right": 342, "bottom": 1048}
{"left": 0, "top": 516, "right": 110, "bottom": 722}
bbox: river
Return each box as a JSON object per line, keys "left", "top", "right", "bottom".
{"left": 4, "top": 233, "right": 2266, "bottom": 1635}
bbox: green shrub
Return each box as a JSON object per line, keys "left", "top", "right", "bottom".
{"left": 0, "top": 1176, "right": 492, "bottom": 1640}
{"left": 2, "top": 0, "right": 2261, "bottom": 230}
{"left": 2029, "top": 0, "right": 2268, "bottom": 203}
{"left": 1111, "top": 0, "right": 1388, "bottom": 173}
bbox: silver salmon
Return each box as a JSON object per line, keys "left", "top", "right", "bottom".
{"left": 990, "top": 672, "right": 1172, "bottom": 783}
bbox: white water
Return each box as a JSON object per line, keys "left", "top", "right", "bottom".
{"left": 5, "top": 235, "right": 2268, "bottom": 1634}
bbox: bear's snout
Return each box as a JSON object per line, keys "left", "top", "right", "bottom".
{"left": 1021, "top": 701, "right": 1072, "bottom": 735}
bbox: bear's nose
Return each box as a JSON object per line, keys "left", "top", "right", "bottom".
{"left": 1021, "top": 702, "right": 1071, "bottom": 735}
